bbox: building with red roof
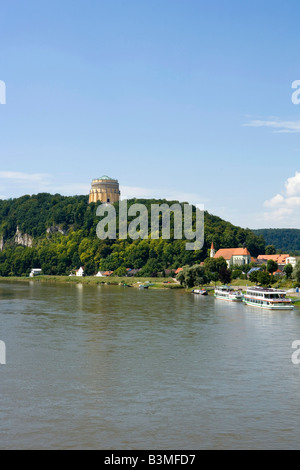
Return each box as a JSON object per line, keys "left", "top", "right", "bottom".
{"left": 257, "top": 254, "right": 289, "bottom": 264}
{"left": 214, "top": 247, "right": 251, "bottom": 267}
{"left": 175, "top": 267, "right": 183, "bottom": 275}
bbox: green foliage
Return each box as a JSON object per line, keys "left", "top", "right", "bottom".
{"left": 248, "top": 269, "right": 260, "bottom": 283}
{"left": 253, "top": 229, "right": 300, "bottom": 254}
{"left": 203, "top": 256, "right": 231, "bottom": 283}
{"left": 293, "top": 260, "right": 300, "bottom": 284}
{"left": 284, "top": 263, "right": 293, "bottom": 279}
{"left": 257, "top": 271, "right": 274, "bottom": 287}
{"left": 176, "top": 265, "right": 210, "bottom": 288}
{"left": 231, "top": 268, "right": 242, "bottom": 279}
{"left": 203, "top": 256, "right": 227, "bottom": 274}
{"left": 266, "top": 259, "right": 278, "bottom": 274}
{"left": 114, "top": 266, "right": 128, "bottom": 277}
{"left": 265, "top": 245, "right": 276, "bottom": 255}
{"left": 0, "top": 194, "right": 266, "bottom": 277}
{"left": 218, "top": 265, "right": 232, "bottom": 284}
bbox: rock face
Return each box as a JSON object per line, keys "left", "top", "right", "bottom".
{"left": 14, "top": 226, "right": 33, "bottom": 247}
{"left": 46, "top": 225, "right": 67, "bottom": 235}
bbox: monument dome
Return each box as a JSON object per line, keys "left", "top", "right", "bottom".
{"left": 88, "top": 176, "right": 120, "bottom": 204}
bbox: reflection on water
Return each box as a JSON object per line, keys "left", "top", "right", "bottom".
{"left": 0, "top": 281, "right": 300, "bottom": 449}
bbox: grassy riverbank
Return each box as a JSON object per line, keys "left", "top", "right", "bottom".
{"left": 1, "top": 275, "right": 300, "bottom": 305}
{"left": 0, "top": 275, "right": 183, "bottom": 289}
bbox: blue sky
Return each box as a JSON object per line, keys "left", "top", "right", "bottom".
{"left": 1, "top": 0, "right": 300, "bottom": 229}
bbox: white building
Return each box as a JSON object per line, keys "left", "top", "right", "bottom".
{"left": 29, "top": 268, "right": 42, "bottom": 277}
{"left": 76, "top": 267, "right": 84, "bottom": 277}
{"left": 214, "top": 248, "right": 251, "bottom": 267}
{"left": 286, "top": 257, "right": 297, "bottom": 268}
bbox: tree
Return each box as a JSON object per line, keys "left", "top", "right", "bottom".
{"left": 267, "top": 259, "right": 278, "bottom": 274}
{"left": 257, "top": 271, "right": 272, "bottom": 287}
{"left": 219, "top": 266, "right": 231, "bottom": 284}
{"left": 249, "top": 270, "right": 259, "bottom": 283}
{"left": 293, "top": 260, "right": 300, "bottom": 284}
{"left": 176, "top": 265, "right": 210, "bottom": 288}
{"left": 84, "top": 259, "right": 97, "bottom": 276}
{"left": 204, "top": 256, "right": 227, "bottom": 276}
{"left": 284, "top": 263, "right": 293, "bottom": 279}
{"left": 0, "top": 194, "right": 267, "bottom": 278}
{"left": 192, "top": 265, "right": 210, "bottom": 286}
{"left": 231, "top": 267, "right": 242, "bottom": 279}
{"left": 265, "top": 245, "right": 276, "bottom": 255}
{"left": 204, "top": 256, "right": 231, "bottom": 284}
{"left": 138, "top": 258, "right": 162, "bottom": 277}
{"left": 210, "top": 272, "right": 219, "bottom": 286}
{"left": 176, "top": 269, "right": 186, "bottom": 286}
{"left": 114, "top": 266, "right": 127, "bottom": 277}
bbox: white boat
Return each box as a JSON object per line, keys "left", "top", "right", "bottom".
{"left": 243, "top": 286, "right": 294, "bottom": 310}
{"left": 214, "top": 286, "right": 243, "bottom": 302}
{"left": 192, "top": 289, "right": 208, "bottom": 295}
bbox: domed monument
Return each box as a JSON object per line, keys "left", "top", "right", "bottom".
{"left": 88, "top": 176, "right": 120, "bottom": 204}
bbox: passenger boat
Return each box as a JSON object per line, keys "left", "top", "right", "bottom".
{"left": 214, "top": 286, "right": 243, "bottom": 302}
{"left": 192, "top": 289, "right": 208, "bottom": 295}
{"left": 243, "top": 286, "right": 294, "bottom": 310}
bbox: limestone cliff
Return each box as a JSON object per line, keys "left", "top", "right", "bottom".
{"left": 46, "top": 225, "right": 67, "bottom": 235}
{"left": 14, "top": 226, "right": 33, "bottom": 247}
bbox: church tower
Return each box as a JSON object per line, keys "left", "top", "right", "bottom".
{"left": 210, "top": 241, "right": 215, "bottom": 258}
{"left": 88, "top": 175, "right": 120, "bottom": 204}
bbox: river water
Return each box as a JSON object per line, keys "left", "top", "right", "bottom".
{"left": 0, "top": 281, "right": 300, "bottom": 450}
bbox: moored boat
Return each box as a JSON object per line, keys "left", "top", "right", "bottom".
{"left": 192, "top": 289, "right": 208, "bottom": 295}
{"left": 243, "top": 286, "right": 294, "bottom": 310}
{"left": 214, "top": 286, "right": 243, "bottom": 302}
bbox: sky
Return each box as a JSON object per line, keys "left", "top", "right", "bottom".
{"left": 1, "top": 0, "right": 300, "bottom": 229}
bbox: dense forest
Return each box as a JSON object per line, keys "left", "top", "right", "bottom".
{"left": 253, "top": 229, "right": 300, "bottom": 254}
{"left": 0, "top": 193, "right": 266, "bottom": 277}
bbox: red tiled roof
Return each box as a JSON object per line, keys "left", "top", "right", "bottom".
{"left": 257, "top": 254, "right": 289, "bottom": 264}
{"left": 175, "top": 268, "right": 183, "bottom": 274}
{"left": 214, "top": 248, "right": 251, "bottom": 260}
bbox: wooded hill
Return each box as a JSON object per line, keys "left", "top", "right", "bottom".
{"left": 252, "top": 228, "right": 300, "bottom": 254}
{"left": 0, "top": 193, "right": 265, "bottom": 277}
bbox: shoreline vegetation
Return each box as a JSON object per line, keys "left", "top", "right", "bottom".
{"left": 1, "top": 275, "right": 300, "bottom": 306}
{"left": 0, "top": 194, "right": 265, "bottom": 278}
{"left": 0, "top": 275, "right": 183, "bottom": 289}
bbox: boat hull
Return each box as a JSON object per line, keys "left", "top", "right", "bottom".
{"left": 243, "top": 286, "right": 294, "bottom": 310}
{"left": 192, "top": 290, "right": 208, "bottom": 295}
{"left": 243, "top": 299, "right": 294, "bottom": 310}
{"left": 214, "top": 294, "right": 243, "bottom": 302}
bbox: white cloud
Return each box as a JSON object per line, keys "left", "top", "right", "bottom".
{"left": 264, "top": 193, "right": 285, "bottom": 208}
{"left": 244, "top": 120, "right": 300, "bottom": 133}
{"left": 285, "top": 196, "right": 300, "bottom": 207}
{"left": 285, "top": 171, "right": 300, "bottom": 196}
{"left": 0, "top": 171, "right": 50, "bottom": 182}
{"left": 0, "top": 172, "right": 89, "bottom": 197}
{"left": 264, "top": 171, "right": 300, "bottom": 226}
{"left": 0, "top": 172, "right": 52, "bottom": 198}
{"left": 264, "top": 207, "right": 293, "bottom": 221}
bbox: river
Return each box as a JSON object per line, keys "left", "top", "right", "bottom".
{"left": 0, "top": 281, "right": 300, "bottom": 450}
